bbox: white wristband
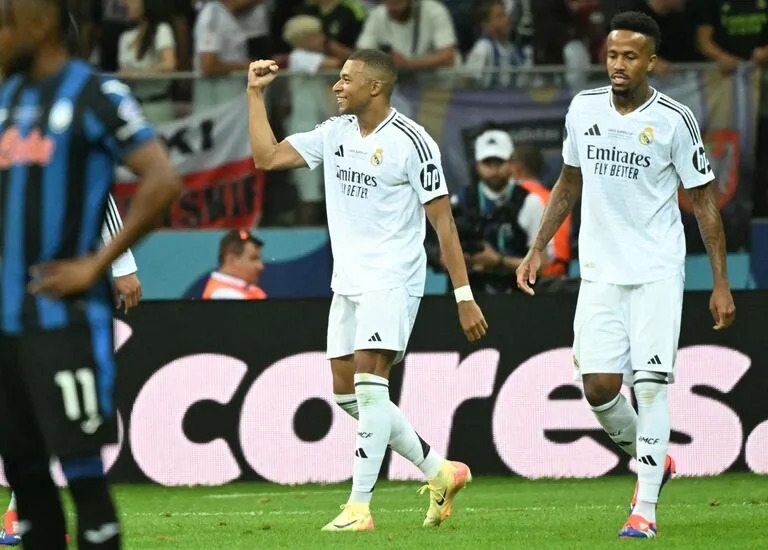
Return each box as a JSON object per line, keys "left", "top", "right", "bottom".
{"left": 454, "top": 285, "right": 474, "bottom": 303}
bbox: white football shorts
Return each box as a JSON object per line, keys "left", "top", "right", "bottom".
{"left": 326, "top": 287, "right": 421, "bottom": 364}
{"left": 572, "top": 272, "right": 684, "bottom": 387}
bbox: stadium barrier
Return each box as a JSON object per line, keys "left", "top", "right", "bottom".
{"left": 4, "top": 291, "right": 763, "bottom": 487}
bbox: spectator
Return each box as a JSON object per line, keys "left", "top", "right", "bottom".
{"left": 447, "top": 129, "right": 556, "bottom": 294}
{"left": 696, "top": 0, "right": 768, "bottom": 74}
{"left": 529, "top": 0, "right": 592, "bottom": 86}
{"left": 696, "top": 0, "right": 768, "bottom": 217}
{"left": 93, "top": 0, "right": 133, "bottom": 71}
{"left": 302, "top": 0, "right": 367, "bottom": 60}
{"left": 237, "top": 0, "right": 274, "bottom": 59}
{"left": 202, "top": 230, "right": 268, "bottom": 299}
{"left": 442, "top": 0, "right": 484, "bottom": 55}
{"left": 118, "top": 0, "right": 177, "bottom": 123}
{"left": 355, "top": 0, "right": 459, "bottom": 78}
{"left": 283, "top": 15, "right": 342, "bottom": 224}
{"left": 193, "top": 0, "right": 253, "bottom": 110}
{"left": 508, "top": 144, "right": 572, "bottom": 276}
{"left": 629, "top": 0, "right": 702, "bottom": 73}
{"left": 465, "top": 0, "right": 520, "bottom": 88}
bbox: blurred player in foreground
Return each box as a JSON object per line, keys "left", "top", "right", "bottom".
{"left": 247, "top": 49, "right": 487, "bottom": 531}
{"left": 0, "top": 0, "right": 180, "bottom": 548}
{"left": 517, "top": 11, "right": 735, "bottom": 540}
{"left": 0, "top": 197, "right": 143, "bottom": 547}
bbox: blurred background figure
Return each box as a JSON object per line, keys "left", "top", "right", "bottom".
{"left": 283, "top": 15, "right": 342, "bottom": 225}
{"left": 118, "top": 0, "right": 177, "bottom": 123}
{"left": 202, "top": 230, "right": 267, "bottom": 299}
{"left": 193, "top": 0, "right": 253, "bottom": 111}
{"left": 632, "top": 0, "right": 702, "bottom": 73}
{"left": 236, "top": 0, "right": 275, "bottom": 59}
{"left": 508, "top": 144, "right": 572, "bottom": 278}
{"left": 465, "top": 0, "right": 520, "bottom": 88}
{"left": 302, "top": 0, "right": 367, "bottom": 60}
{"left": 431, "top": 129, "right": 555, "bottom": 294}
{"left": 356, "top": 0, "right": 459, "bottom": 81}
{"left": 530, "top": 0, "right": 592, "bottom": 86}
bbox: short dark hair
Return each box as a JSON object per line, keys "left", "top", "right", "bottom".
{"left": 477, "top": 0, "right": 503, "bottom": 25}
{"left": 347, "top": 48, "right": 398, "bottom": 94}
{"left": 610, "top": 11, "right": 661, "bottom": 54}
{"left": 218, "top": 229, "right": 263, "bottom": 266}
{"left": 512, "top": 145, "right": 544, "bottom": 179}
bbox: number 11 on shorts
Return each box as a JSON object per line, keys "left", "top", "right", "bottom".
{"left": 54, "top": 368, "right": 103, "bottom": 434}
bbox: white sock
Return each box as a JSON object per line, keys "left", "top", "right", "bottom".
{"left": 334, "top": 394, "right": 443, "bottom": 480}
{"left": 590, "top": 393, "right": 637, "bottom": 458}
{"left": 634, "top": 371, "right": 670, "bottom": 524}
{"left": 349, "top": 374, "right": 392, "bottom": 504}
{"left": 388, "top": 403, "right": 443, "bottom": 479}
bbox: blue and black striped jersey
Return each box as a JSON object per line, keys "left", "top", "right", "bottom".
{"left": 0, "top": 60, "right": 154, "bottom": 335}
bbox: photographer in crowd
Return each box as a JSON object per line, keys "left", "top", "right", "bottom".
{"left": 431, "top": 129, "right": 561, "bottom": 294}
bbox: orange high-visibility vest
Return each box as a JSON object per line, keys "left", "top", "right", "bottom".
{"left": 202, "top": 272, "right": 267, "bottom": 300}
{"left": 518, "top": 179, "right": 572, "bottom": 277}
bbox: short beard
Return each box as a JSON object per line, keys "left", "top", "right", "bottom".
{"left": 611, "top": 85, "right": 631, "bottom": 97}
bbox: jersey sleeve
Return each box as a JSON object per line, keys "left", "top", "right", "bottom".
{"left": 693, "top": 0, "right": 719, "bottom": 27}
{"left": 284, "top": 120, "right": 329, "bottom": 170}
{"left": 83, "top": 77, "right": 155, "bottom": 164}
{"left": 101, "top": 194, "right": 137, "bottom": 277}
{"left": 155, "top": 22, "right": 176, "bottom": 52}
{"left": 429, "top": 2, "right": 458, "bottom": 50}
{"left": 194, "top": 4, "right": 222, "bottom": 54}
{"left": 355, "top": 7, "right": 384, "bottom": 49}
{"left": 671, "top": 110, "right": 714, "bottom": 189}
{"left": 405, "top": 127, "right": 449, "bottom": 204}
{"left": 464, "top": 40, "right": 492, "bottom": 78}
{"left": 562, "top": 104, "right": 580, "bottom": 167}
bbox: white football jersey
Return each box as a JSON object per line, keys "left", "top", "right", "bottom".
{"left": 563, "top": 86, "right": 714, "bottom": 284}
{"left": 286, "top": 109, "right": 448, "bottom": 296}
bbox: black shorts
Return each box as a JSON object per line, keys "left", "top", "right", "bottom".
{"left": 0, "top": 324, "right": 118, "bottom": 459}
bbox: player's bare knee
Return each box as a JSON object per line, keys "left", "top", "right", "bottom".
{"left": 354, "top": 349, "right": 395, "bottom": 379}
{"left": 582, "top": 374, "right": 622, "bottom": 407}
{"left": 330, "top": 356, "right": 355, "bottom": 394}
{"left": 633, "top": 371, "right": 668, "bottom": 407}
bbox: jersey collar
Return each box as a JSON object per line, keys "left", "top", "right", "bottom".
{"left": 608, "top": 87, "right": 658, "bottom": 116}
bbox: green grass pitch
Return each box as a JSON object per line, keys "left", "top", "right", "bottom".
{"left": 3, "top": 474, "right": 767, "bottom": 549}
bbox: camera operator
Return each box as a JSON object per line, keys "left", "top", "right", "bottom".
{"left": 449, "top": 129, "right": 555, "bottom": 294}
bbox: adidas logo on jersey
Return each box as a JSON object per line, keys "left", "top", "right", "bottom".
{"left": 647, "top": 354, "right": 662, "bottom": 366}
{"left": 334, "top": 145, "right": 344, "bottom": 157}
{"left": 584, "top": 124, "right": 601, "bottom": 136}
{"left": 368, "top": 332, "right": 382, "bottom": 342}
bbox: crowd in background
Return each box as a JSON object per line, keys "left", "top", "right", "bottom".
{"left": 73, "top": 1, "right": 768, "bottom": 83}
{"left": 66, "top": 0, "right": 768, "bottom": 224}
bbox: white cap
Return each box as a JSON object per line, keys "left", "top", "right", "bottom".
{"left": 474, "top": 129, "right": 514, "bottom": 162}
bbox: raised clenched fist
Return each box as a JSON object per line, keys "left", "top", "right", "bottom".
{"left": 248, "top": 60, "right": 279, "bottom": 90}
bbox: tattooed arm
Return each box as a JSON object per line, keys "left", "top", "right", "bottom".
{"left": 516, "top": 164, "right": 583, "bottom": 295}
{"left": 686, "top": 182, "right": 736, "bottom": 329}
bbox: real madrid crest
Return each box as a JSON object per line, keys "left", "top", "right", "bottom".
{"left": 370, "top": 147, "right": 383, "bottom": 166}
{"left": 639, "top": 127, "right": 654, "bottom": 145}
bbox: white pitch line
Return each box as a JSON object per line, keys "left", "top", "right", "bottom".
{"left": 122, "top": 501, "right": 768, "bottom": 518}
{"left": 204, "top": 487, "right": 414, "bottom": 499}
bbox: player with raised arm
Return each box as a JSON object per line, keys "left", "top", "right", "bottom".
{"left": 516, "top": 11, "right": 735, "bottom": 540}
{"left": 247, "top": 49, "right": 487, "bottom": 531}
{"left": 0, "top": 1, "right": 181, "bottom": 548}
